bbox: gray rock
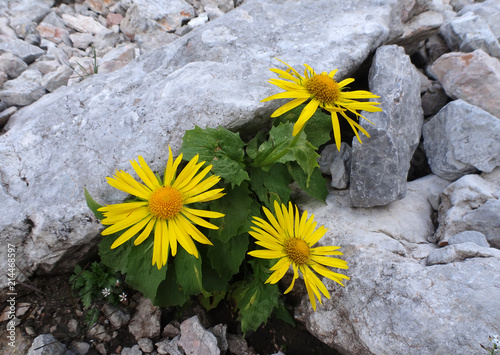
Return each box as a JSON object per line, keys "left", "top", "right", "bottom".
{"left": 135, "top": 31, "right": 179, "bottom": 54}
{"left": 156, "top": 335, "right": 183, "bottom": 355}
{"left": 426, "top": 242, "right": 500, "bottom": 265}
{"left": 433, "top": 174, "right": 500, "bottom": 246}
{"left": 0, "top": 106, "right": 17, "bottom": 127}
{"left": 121, "top": 345, "right": 142, "bottom": 355}
{"left": 350, "top": 45, "right": 423, "bottom": 207}
{"left": 440, "top": 11, "right": 500, "bottom": 60}
{"left": 448, "top": 230, "right": 490, "bottom": 248}
{"left": 0, "top": 18, "right": 17, "bottom": 40}
{"left": 295, "top": 181, "right": 500, "bottom": 354}
{"left": 97, "top": 43, "right": 136, "bottom": 74}
{"left": 69, "top": 32, "right": 95, "bottom": 50}
{"left": 162, "top": 322, "right": 181, "bottom": 338}
{"left": 0, "top": 70, "right": 46, "bottom": 106}
{"left": 8, "top": 0, "right": 52, "bottom": 24}
{"left": 178, "top": 316, "right": 220, "bottom": 355}
{"left": 430, "top": 49, "right": 500, "bottom": 118}
{"left": 128, "top": 297, "right": 161, "bottom": 340}
{"left": 459, "top": 0, "right": 500, "bottom": 41}
{"left": 425, "top": 33, "right": 450, "bottom": 64}
{"left": 120, "top": 0, "right": 195, "bottom": 36}
{"left": 422, "top": 100, "right": 500, "bottom": 180}
{"left": 137, "top": 337, "right": 154, "bottom": 353}
{"left": 330, "top": 143, "right": 351, "bottom": 190}
{"left": 87, "top": 324, "right": 111, "bottom": 342}
{"left": 41, "top": 64, "right": 73, "bottom": 92}
{"left": 0, "top": 52, "right": 28, "bottom": 79}
{"left": 227, "top": 334, "right": 256, "bottom": 355}
{"left": 36, "top": 22, "right": 72, "bottom": 46}
{"left": 28, "top": 334, "right": 74, "bottom": 355}
{"left": 67, "top": 318, "right": 79, "bottom": 334}
{"left": 62, "top": 13, "right": 110, "bottom": 34}
{"left": 393, "top": 10, "right": 444, "bottom": 54}
{"left": 449, "top": 0, "right": 474, "bottom": 12}
{"left": 421, "top": 81, "right": 448, "bottom": 116}
{"left": 0, "top": 0, "right": 402, "bottom": 296}
{"left": 102, "top": 303, "right": 131, "bottom": 328}
{"left": 201, "top": 0, "right": 234, "bottom": 13}
{"left": 204, "top": 4, "right": 225, "bottom": 20}
{"left": 0, "top": 39, "right": 45, "bottom": 65}
{"left": 209, "top": 324, "right": 228, "bottom": 353}
{"left": 69, "top": 341, "right": 91, "bottom": 355}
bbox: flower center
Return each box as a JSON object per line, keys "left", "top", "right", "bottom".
{"left": 305, "top": 74, "right": 340, "bottom": 105}
{"left": 284, "top": 238, "right": 310, "bottom": 265}
{"left": 149, "top": 186, "right": 183, "bottom": 220}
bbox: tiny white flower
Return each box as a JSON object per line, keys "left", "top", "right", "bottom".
{"left": 119, "top": 292, "right": 127, "bottom": 302}
{"left": 102, "top": 288, "right": 111, "bottom": 297}
{"left": 116, "top": 279, "right": 120, "bottom": 287}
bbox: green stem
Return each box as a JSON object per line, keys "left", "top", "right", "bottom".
{"left": 252, "top": 128, "right": 303, "bottom": 168}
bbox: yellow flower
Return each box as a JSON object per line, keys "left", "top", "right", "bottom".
{"left": 261, "top": 59, "right": 382, "bottom": 151}
{"left": 248, "top": 201, "right": 349, "bottom": 310}
{"left": 98, "top": 146, "right": 225, "bottom": 269}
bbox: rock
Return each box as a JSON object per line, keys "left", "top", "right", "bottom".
{"left": 440, "top": 11, "right": 500, "bottom": 60}
{"left": 41, "top": 65, "right": 73, "bottom": 92}
{"left": 422, "top": 100, "right": 500, "bottom": 180}
{"left": 134, "top": 31, "right": 179, "bottom": 54}
{"left": 101, "top": 303, "right": 131, "bottom": 328}
{"left": 226, "top": 334, "right": 257, "bottom": 355}
{"left": 430, "top": 49, "right": 500, "bottom": 118}
{"left": 156, "top": 335, "right": 183, "bottom": 355}
{"left": 137, "top": 338, "right": 154, "bottom": 353}
{"left": 0, "top": 70, "right": 46, "bottom": 106}
{"left": 106, "top": 12, "right": 123, "bottom": 27}
{"left": 459, "top": 0, "right": 500, "bottom": 41}
{"left": 128, "top": 297, "right": 161, "bottom": 340}
{"left": 209, "top": 324, "right": 228, "bottom": 354}
{"left": 449, "top": 0, "right": 474, "bottom": 12}
{"left": 317, "top": 143, "right": 351, "bottom": 189}
{"left": 120, "top": 0, "right": 195, "bottom": 36}
{"left": 67, "top": 318, "right": 79, "bottom": 334}
{"left": 421, "top": 81, "right": 448, "bottom": 116}
{"left": 0, "top": 39, "right": 45, "bottom": 64}
{"left": 393, "top": 10, "right": 444, "bottom": 54}
{"left": 201, "top": 0, "right": 234, "bottom": 14}
{"left": 0, "top": 18, "right": 17, "bottom": 40}
{"left": 121, "top": 345, "right": 142, "bottom": 355}
{"left": 62, "top": 13, "right": 111, "bottom": 34}
{"left": 27, "top": 334, "right": 74, "bottom": 355}
{"left": 426, "top": 242, "right": 500, "bottom": 265}
{"left": 69, "top": 32, "right": 95, "bottom": 50}
{"left": 448, "top": 230, "right": 490, "bottom": 247}
{"left": 97, "top": 43, "right": 136, "bottom": 74}
{"left": 433, "top": 174, "right": 500, "bottom": 247}
{"left": 0, "top": 70, "right": 6, "bottom": 87}
{"left": 0, "top": 52, "right": 28, "bottom": 79}
{"left": 0, "top": 0, "right": 402, "bottom": 295}
{"left": 204, "top": 4, "right": 225, "bottom": 20}
{"left": 178, "top": 316, "right": 220, "bottom": 355}
{"left": 87, "top": 324, "right": 112, "bottom": 342}
{"left": 36, "top": 22, "right": 72, "bottom": 46}
{"left": 0, "top": 106, "right": 17, "bottom": 127}
{"left": 69, "top": 341, "right": 91, "bottom": 355}
{"left": 425, "top": 33, "right": 450, "bottom": 64}
{"left": 295, "top": 176, "right": 500, "bottom": 354}
{"left": 178, "top": 12, "right": 209, "bottom": 35}
{"left": 350, "top": 45, "right": 424, "bottom": 207}
{"left": 162, "top": 322, "right": 181, "bottom": 339}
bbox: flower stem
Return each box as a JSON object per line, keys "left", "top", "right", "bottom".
{"left": 252, "top": 128, "right": 303, "bottom": 168}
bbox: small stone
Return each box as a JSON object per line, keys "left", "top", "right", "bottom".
{"left": 70, "top": 341, "right": 91, "bottom": 355}
{"left": 25, "top": 326, "right": 35, "bottom": 335}
{"left": 69, "top": 32, "right": 95, "bottom": 50}
{"left": 87, "top": 324, "right": 112, "bottom": 342}
{"left": 67, "top": 318, "right": 79, "bottom": 334}
{"left": 448, "top": 231, "right": 490, "bottom": 248}
{"left": 209, "top": 324, "right": 228, "bottom": 353}
{"left": 156, "top": 336, "right": 183, "bottom": 355}
{"left": 95, "top": 343, "right": 107, "bottom": 355}
{"left": 121, "top": 344, "right": 143, "bottom": 355}
{"left": 106, "top": 12, "right": 123, "bottom": 26}
{"left": 0, "top": 39, "right": 45, "bottom": 64}
{"left": 162, "top": 322, "right": 181, "bottom": 339}
{"left": 0, "top": 106, "right": 16, "bottom": 127}
{"left": 0, "top": 52, "right": 28, "bottom": 79}
{"left": 62, "top": 13, "right": 110, "bottom": 34}
{"left": 128, "top": 297, "right": 161, "bottom": 340}
{"left": 36, "top": 22, "right": 72, "bottom": 46}
{"left": 204, "top": 4, "right": 225, "bottom": 20}
{"left": 137, "top": 338, "right": 154, "bottom": 353}
{"left": 102, "top": 304, "right": 131, "bottom": 328}
{"left": 41, "top": 65, "right": 73, "bottom": 92}
{"left": 178, "top": 316, "right": 220, "bottom": 355}
{"left": 27, "top": 334, "right": 71, "bottom": 355}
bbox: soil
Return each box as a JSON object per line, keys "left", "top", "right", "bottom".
{"left": 0, "top": 272, "right": 339, "bottom": 355}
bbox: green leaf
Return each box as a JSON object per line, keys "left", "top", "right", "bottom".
{"left": 249, "top": 164, "right": 293, "bottom": 209}
{"left": 274, "top": 104, "right": 332, "bottom": 149}
{"left": 246, "top": 130, "right": 267, "bottom": 160}
{"left": 232, "top": 259, "right": 281, "bottom": 334}
{"left": 198, "top": 291, "right": 226, "bottom": 311}
{"left": 209, "top": 183, "right": 253, "bottom": 242}
{"left": 274, "top": 300, "right": 296, "bottom": 327}
{"left": 98, "top": 234, "right": 166, "bottom": 301}
{"left": 207, "top": 232, "right": 249, "bottom": 281}
{"left": 84, "top": 187, "right": 104, "bottom": 220}
{"left": 155, "top": 265, "right": 190, "bottom": 307}
{"left": 180, "top": 126, "right": 249, "bottom": 187}
{"left": 288, "top": 163, "right": 328, "bottom": 202}
{"left": 174, "top": 248, "right": 209, "bottom": 297}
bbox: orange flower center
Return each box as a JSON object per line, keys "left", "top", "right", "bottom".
{"left": 305, "top": 73, "right": 340, "bottom": 105}
{"left": 149, "top": 186, "right": 183, "bottom": 219}
{"left": 284, "top": 238, "right": 310, "bottom": 265}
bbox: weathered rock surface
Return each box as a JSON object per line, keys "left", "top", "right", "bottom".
{"left": 459, "top": 0, "right": 500, "bottom": 41}
{"left": 0, "top": 0, "right": 402, "bottom": 295}
{"left": 128, "top": 297, "right": 161, "bottom": 340}
{"left": 422, "top": 99, "right": 500, "bottom": 180}
{"left": 350, "top": 45, "right": 423, "bottom": 207}
{"left": 178, "top": 316, "right": 220, "bottom": 355}
{"left": 430, "top": 49, "right": 500, "bottom": 118}
{"left": 295, "top": 174, "right": 500, "bottom": 355}
{"left": 433, "top": 173, "right": 500, "bottom": 248}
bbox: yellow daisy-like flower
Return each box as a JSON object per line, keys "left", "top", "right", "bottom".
{"left": 261, "top": 58, "right": 382, "bottom": 151}
{"left": 248, "top": 201, "right": 349, "bottom": 310}
{"left": 98, "top": 146, "right": 225, "bottom": 269}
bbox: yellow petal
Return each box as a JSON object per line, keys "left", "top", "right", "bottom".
{"left": 293, "top": 99, "right": 319, "bottom": 135}
{"left": 248, "top": 249, "right": 284, "bottom": 259}
{"left": 110, "top": 215, "right": 152, "bottom": 249}
{"left": 270, "top": 97, "right": 308, "bottom": 118}
{"left": 134, "top": 218, "right": 156, "bottom": 245}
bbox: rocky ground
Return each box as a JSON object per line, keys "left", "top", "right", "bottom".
{"left": 1, "top": 0, "right": 500, "bottom": 354}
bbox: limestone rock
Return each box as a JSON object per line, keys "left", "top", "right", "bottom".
{"left": 295, "top": 175, "right": 500, "bottom": 354}
{"left": 28, "top": 334, "right": 74, "bottom": 355}
{"left": 433, "top": 174, "right": 500, "bottom": 247}
{"left": 422, "top": 100, "right": 500, "bottom": 180}
{"left": 128, "top": 297, "right": 161, "bottom": 340}
{"left": 0, "top": 39, "right": 45, "bottom": 64}
{"left": 459, "top": 0, "right": 500, "bottom": 41}
{"left": 426, "top": 242, "right": 500, "bottom": 265}
{"left": 0, "top": 0, "right": 401, "bottom": 296}
{"left": 0, "top": 51, "right": 28, "bottom": 79}
{"left": 350, "top": 45, "right": 423, "bottom": 207}
{"left": 41, "top": 65, "right": 73, "bottom": 92}
{"left": 178, "top": 316, "right": 220, "bottom": 355}
{"left": 430, "top": 49, "right": 500, "bottom": 118}
{"left": 62, "top": 13, "right": 110, "bottom": 34}
{"left": 448, "top": 230, "right": 490, "bottom": 248}
{"left": 0, "top": 69, "right": 45, "bottom": 106}
{"left": 440, "top": 11, "right": 500, "bottom": 60}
